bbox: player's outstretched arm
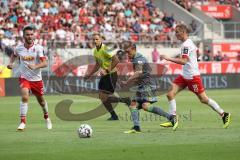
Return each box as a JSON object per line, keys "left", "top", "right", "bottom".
{"left": 121, "top": 62, "right": 143, "bottom": 86}
{"left": 7, "top": 54, "right": 18, "bottom": 69}
{"left": 84, "top": 62, "right": 100, "bottom": 80}
{"left": 160, "top": 54, "right": 188, "bottom": 65}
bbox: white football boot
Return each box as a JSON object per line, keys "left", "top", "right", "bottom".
{"left": 45, "top": 118, "right": 52, "bottom": 129}
{"left": 17, "top": 122, "right": 26, "bottom": 131}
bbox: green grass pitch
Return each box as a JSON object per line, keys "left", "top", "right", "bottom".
{"left": 0, "top": 89, "right": 240, "bottom": 160}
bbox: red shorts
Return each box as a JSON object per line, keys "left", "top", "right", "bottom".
{"left": 19, "top": 78, "right": 44, "bottom": 96}
{"left": 173, "top": 75, "right": 205, "bottom": 94}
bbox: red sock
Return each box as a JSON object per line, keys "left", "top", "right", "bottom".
{"left": 21, "top": 116, "right": 26, "bottom": 124}
{"left": 44, "top": 113, "right": 49, "bottom": 119}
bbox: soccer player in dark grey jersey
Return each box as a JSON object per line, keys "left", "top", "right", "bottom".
{"left": 121, "top": 41, "right": 178, "bottom": 133}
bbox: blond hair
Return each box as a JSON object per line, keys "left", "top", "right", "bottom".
{"left": 92, "top": 32, "right": 106, "bottom": 40}
{"left": 175, "top": 24, "right": 190, "bottom": 34}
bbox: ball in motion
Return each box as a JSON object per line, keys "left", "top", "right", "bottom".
{"left": 78, "top": 124, "right": 93, "bottom": 138}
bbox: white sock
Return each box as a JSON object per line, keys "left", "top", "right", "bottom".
{"left": 208, "top": 98, "right": 224, "bottom": 115}
{"left": 168, "top": 99, "right": 176, "bottom": 115}
{"left": 20, "top": 102, "right": 28, "bottom": 117}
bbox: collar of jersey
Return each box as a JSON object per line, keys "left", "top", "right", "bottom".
{"left": 24, "top": 42, "right": 34, "bottom": 49}
{"left": 96, "top": 43, "right": 103, "bottom": 51}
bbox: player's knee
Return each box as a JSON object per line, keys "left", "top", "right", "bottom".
{"left": 39, "top": 100, "right": 46, "bottom": 107}
{"left": 142, "top": 103, "right": 148, "bottom": 111}
{"left": 167, "top": 92, "right": 175, "bottom": 100}
{"left": 21, "top": 95, "right": 28, "bottom": 103}
{"left": 200, "top": 98, "right": 208, "bottom": 104}
{"left": 129, "top": 101, "right": 137, "bottom": 109}
{"left": 142, "top": 106, "right": 148, "bottom": 111}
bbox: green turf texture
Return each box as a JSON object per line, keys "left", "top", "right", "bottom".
{"left": 0, "top": 89, "right": 239, "bottom": 160}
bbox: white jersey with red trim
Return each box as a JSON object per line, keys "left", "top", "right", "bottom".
{"left": 180, "top": 39, "right": 200, "bottom": 79}
{"left": 14, "top": 43, "right": 46, "bottom": 81}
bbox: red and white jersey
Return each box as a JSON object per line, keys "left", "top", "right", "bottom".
{"left": 14, "top": 43, "right": 46, "bottom": 81}
{"left": 180, "top": 39, "right": 200, "bottom": 79}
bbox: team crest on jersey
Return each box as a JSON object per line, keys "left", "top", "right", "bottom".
{"left": 22, "top": 56, "right": 35, "bottom": 61}
{"left": 182, "top": 47, "right": 189, "bottom": 55}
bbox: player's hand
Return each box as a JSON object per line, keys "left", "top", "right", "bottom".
{"left": 99, "top": 69, "right": 108, "bottom": 76}
{"left": 7, "top": 64, "right": 13, "bottom": 69}
{"left": 28, "top": 64, "right": 37, "bottom": 70}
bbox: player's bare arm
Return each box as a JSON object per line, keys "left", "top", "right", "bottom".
{"left": 106, "top": 55, "right": 119, "bottom": 72}
{"left": 101, "top": 55, "right": 119, "bottom": 76}
{"left": 84, "top": 61, "right": 100, "bottom": 80}
{"left": 121, "top": 71, "right": 142, "bottom": 86}
{"left": 7, "top": 54, "right": 18, "bottom": 69}
{"left": 121, "top": 63, "right": 143, "bottom": 86}
{"left": 160, "top": 54, "right": 188, "bottom": 65}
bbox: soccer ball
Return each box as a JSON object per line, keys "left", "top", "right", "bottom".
{"left": 78, "top": 124, "right": 93, "bottom": 138}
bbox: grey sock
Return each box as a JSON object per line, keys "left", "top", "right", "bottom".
{"left": 130, "top": 108, "right": 140, "bottom": 127}
{"left": 148, "top": 106, "right": 171, "bottom": 120}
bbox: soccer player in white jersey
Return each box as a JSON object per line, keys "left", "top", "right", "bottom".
{"left": 160, "top": 24, "right": 231, "bottom": 129}
{"left": 7, "top": 26, "right": 52, "bottom": 131}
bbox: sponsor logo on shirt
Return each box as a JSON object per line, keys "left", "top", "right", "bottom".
{"left": 22, "top": 56, "right": 35, "bottom": 61}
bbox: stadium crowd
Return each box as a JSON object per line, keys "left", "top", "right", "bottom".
{"left": 0, "top": 0, "right": 178, "bottom": 48}
{"left": 0, "top": 0, "right": 239, "bottom": 62}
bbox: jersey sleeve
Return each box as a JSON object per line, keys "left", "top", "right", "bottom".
{"left": 37, "top": 45, "right": 47, "bottom": 61}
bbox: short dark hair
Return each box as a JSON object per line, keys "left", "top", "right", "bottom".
{"left": 23, "top": 25, "right": 35, "bottom": 34}
{"left": 123, "top": 41, "right": 136, "bottom": 50}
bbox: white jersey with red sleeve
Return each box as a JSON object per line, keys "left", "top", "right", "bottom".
{"left": 180, "top": 39, "right": 200, "bottom": 79}
{"left": 14, "top": 43, "right": 46, "bottom": 81}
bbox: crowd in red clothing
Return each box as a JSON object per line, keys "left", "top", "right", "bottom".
{"left": 0, "top": 0, "right": 178, "bottom": 48}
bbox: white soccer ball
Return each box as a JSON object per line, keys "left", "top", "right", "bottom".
{"left": 78, "top": 124, "right": 93, "bottom": 138}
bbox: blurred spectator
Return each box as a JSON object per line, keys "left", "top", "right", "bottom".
{"left": 202, "top": 46, "right": 211, "bottom": 61}
{"left": 222, "top": 54, "right": 230, "bottom": 61}
{"left": 214, "top": 51, "right": 223, "bottom": 61}
{"left": 0, "top": 0, "right": 177, "bottom": 48}
{"left": 202, "top": 52, "right": 211, "bottom": 61}
{"left": 151, "top": 47, "right": 160, "bottom": 63}
{"left": 190, "top": 20, "right": 197, "bottom": 34}
{"left": 237, "top": 52, "right": 240, "bottom": 61}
